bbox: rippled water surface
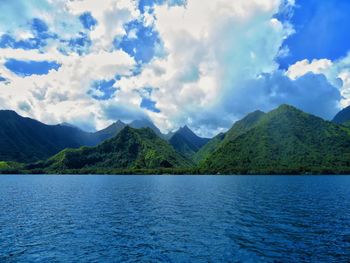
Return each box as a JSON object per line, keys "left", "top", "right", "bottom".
{"left": 1, "top": 175, "right": 350, "bottom": 262}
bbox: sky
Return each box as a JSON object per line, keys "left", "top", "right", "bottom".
{"left": 0, "top": 0, "right": 350, "bottom": 136}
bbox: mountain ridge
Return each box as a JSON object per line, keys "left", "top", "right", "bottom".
{"left": 201, "top": 104, "right": 350, "bottom": 174}
{"left": 40, "top": 126, "right": 193, "bottom": 172}
{"left": 169, "top": 125, "right": 210, "bottom": 158}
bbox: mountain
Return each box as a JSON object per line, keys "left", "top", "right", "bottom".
{"left": 0, "top": 111, "right": 170, "bottom": 163}
{"left": 0, "top": 110, "right": 100, "bottom": 163}
{"left": 94, "top": 119, "right": 165, "bottom": 142}
{"left": 223, "top": 110, "right": 266, "bottom": 143}
{"left": 193, "top": 110, "right": 265, "bottom": 163}
{"left": 333, "top": 105, "right": 350, "bottom": 125}
{"left": 201, "top": 105, "right": 350, "bottom": 174}
{"left": 94, "top": 120, "right": 126, "bottom": 142}
{"left": 59, "top": 122, "right": 79, "bottom": 129}
{"left": 192, "top": 133, "right": 225, "bottom": 164}
{"left": 129, "top": 119, "right": 164, "bottom": 138}
{"left": 169, "top": 126, "right": 210, "bottom": 158}
{"left": 41, "top": 126, "right": 192, "bottom": 172}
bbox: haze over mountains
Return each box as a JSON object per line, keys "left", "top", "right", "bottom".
{"left": 1, "top": 104, "right": 350, "bottom": 174}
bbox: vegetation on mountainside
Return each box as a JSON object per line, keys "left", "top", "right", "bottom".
{"left": 4, "top": 104, "right": 350, "bottom": 175}
{"left": 193, "top": 110, "right": 266, "bottom": 164}
{"left": 201, "top": 105, "right": 350, "bottom": 174}
{"left": 192, "top": 133, "right": 225, "bottom": 164}
{"left": 33, "top": 127, "right": 192, "bottom": 173}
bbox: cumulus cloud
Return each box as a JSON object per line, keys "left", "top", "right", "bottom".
{"left": 287, "top": 59, "right": 333, "bottom": 80}
{"left": 67, "top": 0, "right": 140, "bottom": 51}
{"left": 0, "top": 46, "right": 136, "bottom": 130}
{"left": 118, "top": 0, "right": 296, "bottom": 135}
{"left": 287, "top": 55, "right": 350, "bottom": 109}
{"left": 0, "top": 0, "right": 348, "bottom": 137}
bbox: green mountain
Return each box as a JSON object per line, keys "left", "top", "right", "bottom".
{"left": 192, "top": 133, "right": 225, "bottom": 164}
{"left": 169, "top": 126, "right": 210, "bottom": 158}
{"left": 333, "top": 105, "right": 350, "bottom": 125}
{"left": 193, "top": 110, "right": 265, "bottom": 164}
{"left": 41, "top": 126, "right": 192, "bottom": 172}
{"left": 223, "top": 110, "right": 266, "bottom": 143}
{"left": 201, "top": 105, "right": 350, "bottom": 174}
{"left": 0, "top": 110, "right": 99, "bottom": 163}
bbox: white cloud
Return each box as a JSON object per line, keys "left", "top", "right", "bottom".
{"left": 287, "top": 55, "right": 350, "bottom": 109}
{"left": 67, "top": 0, "right": 140, "bottom": 51}
{"left": 118, "top": 0, "right": 294, "bottom": 136}
{"left": 0, "top": 47, "right": 136, "bottom": 131}
{"left": 1, "top": 0, "right": 345, "bottom": 137}
{"left": 0, "top": 0, "right": 143, "bottom": 131}
{"left": 287, "top": 59, "right": 333, "bottom": 80}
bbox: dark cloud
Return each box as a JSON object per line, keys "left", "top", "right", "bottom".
{"left": 220, "top": 71, "right": 341, "bottom": 121}
{"left": 189, "top": 71, "right": 341, "bottom": 136}
{"left": 18, "top": 101, "right": 31, "bottom": 112}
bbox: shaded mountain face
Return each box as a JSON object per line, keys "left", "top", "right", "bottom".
{"left": 59, "top": 122, "right": 79, "bottom": 129}
{"left": 0, "top": 111, "right": 170, "bottom": 163}
{"left": 0, "top": 110, "right": 99, "bottom": 163}
{"left": 169, "top": 126, "right": 210, "bottom": 158}
{"left": 94, "top": 120, "right": 126, "bottom": 142}
{"left": 201, "top": 105, "right": 350, "bottom": 174}
{"left": 129, "top": 119, "right": 164, "bottom": 138}
{"left": 43, "top": 127, "right": 192, "bottom": 172}
{"left": 333, "top": 105, "right": 350, "bottom": 125}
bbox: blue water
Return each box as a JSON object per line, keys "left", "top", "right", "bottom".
{"left": 1, "top": 175, "right": 350, "bottom": 262}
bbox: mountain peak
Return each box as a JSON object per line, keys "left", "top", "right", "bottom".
{"left": 111, "top": 120, "right": 126, "bottom": 127}
{"left": 179, "top": 125, "right": 194, "bottom": 134}
{"left": 129, "top": 119, "right": 164, "bottom": 138}
{"left": 169, "top": 124, "right": 210, "bottom": 158}
{"left": 94, "top": 120, "right": 127, "bottom": 141}
{"left": 130, "top": 119, "right": 153, "bottom": 126}
{"left": 275, "top": 104, "right": 299, "bottom": 112}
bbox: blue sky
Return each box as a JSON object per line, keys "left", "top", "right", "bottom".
{"left": 0, "top": 0, "right": 350, "bottom": 135}
{"left": 279, "top": 0, "right": 350, "bottom": 68}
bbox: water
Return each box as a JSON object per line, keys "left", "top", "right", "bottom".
{"left": 0, "top": 175, "right": 350, "bottom": 262}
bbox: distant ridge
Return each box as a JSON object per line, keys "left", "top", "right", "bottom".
{"left": 0, "top": 111, "right": 172, "bottom": 163}
{"left": 94, "top": 120, "right": 126, "bottom": 142}
{"left": 333, "top": 105, "right": 350, "bottom": 125}
{"left": 59, "top": 122, "right": 79, "bottom": 129}
{"left": 0, "top": 110, "right": 98, "bottom": 162}
{"left": 129, "top": 119, "right": 164, "bottom": 138}
{"left": 169, "top": 125, "right": 210, "bottom": 158}
{"left": 42, "top": 126, "right": 192, "bottom": 172}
